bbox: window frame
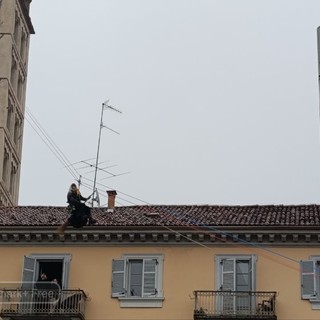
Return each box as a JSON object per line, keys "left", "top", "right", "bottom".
{"left": 301, "top": 255, "right": 320, "bottom": 309}
{"left": 22, "top": 254, "right": 71, "bottom": 289}
{"left": 215, "top": 254, "right": 257, "bottom": 291}
{"left": 112, "top": 254, "right": 164, "bottom": 308}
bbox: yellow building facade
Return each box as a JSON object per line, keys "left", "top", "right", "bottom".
{"left": 0, "top": 204, "right": 319, "bottom": 320}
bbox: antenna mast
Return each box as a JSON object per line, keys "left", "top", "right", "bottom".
{"left": 92, "top": 100, "right": 122, "bottom": 206}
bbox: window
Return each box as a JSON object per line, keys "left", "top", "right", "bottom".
{"left": 6, "top": 102, "right": 13, "bottom": 135}
{"left": 14, "top": 116, "right": 20, "bottom": 145}
{"left": 301, "top": 256, "right": 320, "bottom": 309}
{"left": 112, "top": 254, "right": 164, "bottom": 307}
{"left": 14, "top": 15, "right": 20, "bottom": 46}
{"left": 10, "top": 57, "right": 17, "bottom": 92}
{"left": 9, "top": 164, "right": 16, "bottom": 196}
{"left": 2, "top": 149, "right": 9, "bottom": 185}
{"left": 20, "top": 255, "right": 71, "bottom": 314}
{"left": 22, "top": 254, "right": 71, "bottom": 290}
{"left": 20, "top": 31, "right": 27, "bottom": 63}
{"left": 216, "top": 255, "right": 256, "bottom": 291}
{"left": 17, "top": 77, "right": 24, "bottom": 105}
{"left": 216, "top": 255, "right": 256, "bottom": 313}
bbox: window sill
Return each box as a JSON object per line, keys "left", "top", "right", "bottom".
{"left": 305, "top": 298, "right": 320, "bottom": 309}
{"left": 119, "top": 297, "right": 164, "bottom": 308}
{"left": 311, "top": 302, "right": 320, "bottom": 310}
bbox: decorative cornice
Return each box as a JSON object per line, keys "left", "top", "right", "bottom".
{"left": 0, "top": 228, "right": 319, "bottom": 246}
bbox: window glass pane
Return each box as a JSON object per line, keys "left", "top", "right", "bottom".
{"left": 236, "top": 261, "right": 249, "bottom": 273}
{"left": 131, "top": 261, "right": 142, "bottom": 273}
{"left": 236, "top": 260, "right": 250, "bottom": 291}
{"left": 237, "top": 274, "right": 249, "bottom": 286}
{"left": 129, "top": 260, "right": 143, "bottom": 296}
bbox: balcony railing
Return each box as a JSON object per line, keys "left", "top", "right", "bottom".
{"left": 0, "top": 288, "right": 87, "bottom": 320}
{"left": 194, "top": 290, "right": 277, "bottom": 320}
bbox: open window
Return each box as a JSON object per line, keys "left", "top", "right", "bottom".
{"left": 22, "top": 254, "right": 71, "bottom": 289}
{"left": 216, "top": 255, "right": 256, "bottom": 291}
{"left": 216, "top": 255, "right": 256, "bottom": 313}
{"left": 111, "top": 254, "right": 164, "bottom": 308}
{"left": 19, "top": 254, "right": 71, "bottom": 313}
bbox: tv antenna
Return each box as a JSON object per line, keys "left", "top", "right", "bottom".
{"left": 92, "top": 100, "right": 122, "bottom": 206}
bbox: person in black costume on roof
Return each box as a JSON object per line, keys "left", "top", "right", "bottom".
{"left": 57, "top": 183, "right": 96, "bottom": 234}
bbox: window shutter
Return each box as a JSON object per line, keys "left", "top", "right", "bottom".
{"left": 301, "top": 260, "right": 317, "bottom": 299}
{"left": 112, "top": 259, "right": 126, "bottom": 297}
{"left": 21, "top": 256, "right": 36, "bottom": 289}
{"left": 61, "top": 255, "right": 71, "bottom": 289}
{"left": 20, "top": 256, "right": 36, "bottom": 313}
{"left": 221, "top": 258, "right": 235, "bottom": 290}
{"left": 143, "top": 259, "right": 157, "bottom": 296}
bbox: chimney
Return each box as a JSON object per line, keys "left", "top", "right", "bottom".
{"left": 107, "top": 190, "right": 117, "bottom": 212}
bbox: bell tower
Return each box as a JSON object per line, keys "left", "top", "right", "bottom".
{"left": 0, "top": 0, "right": 34, "bottom": 206}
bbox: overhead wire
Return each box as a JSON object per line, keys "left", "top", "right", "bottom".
{"left": 24, "top": 110, "right": 131, "bottom": 206}
{"left": 25, "top": 109, "right": 80, "bottom": 180}
{"left": 80, "top": 176, "right": 138, "bottom": 205}
{"left": 80, "top": 173, "right": 304, "bottom": 266}
{"left": 81, "top": 176, "right": 301, "bottom": 264}
{"left": 24, "top": 108, "right": 303, "bottom": 268}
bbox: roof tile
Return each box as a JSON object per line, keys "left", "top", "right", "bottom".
{"left": 0, "top": 204, "right": 320, "bottom": 227}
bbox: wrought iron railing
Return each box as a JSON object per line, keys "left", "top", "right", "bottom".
{"left": 0, "top": 288, "right": 87, "bottom": 319}
{"left": 194, "top": 290, "right": 276, "bottom": 319}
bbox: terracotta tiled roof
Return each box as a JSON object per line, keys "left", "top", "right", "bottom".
{"left": 0, "top": 204, "right": 320, "bottom": 227}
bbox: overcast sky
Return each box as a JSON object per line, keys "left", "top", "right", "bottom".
{"left": 18, "top": 0, "right": 320, "bottom": 207}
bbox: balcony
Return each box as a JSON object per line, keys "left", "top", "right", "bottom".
{"left": 194, "top": 290, "right": 277, "bottom": 320}
{"left": 0, "top": 288, "right": 87, "bottom": 320}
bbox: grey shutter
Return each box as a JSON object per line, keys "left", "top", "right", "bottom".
{"left": 301, "top": 260, "right": 317, "bottom": 299}
{"left": 222, "top": 258, "right": 235, "bottom": 290}
{"left": 221, "top": 258, "right": 235, "bottom": 312}
{"left": 21, "top": 256, "right": 36, "bottom": 289}
{"left": 20, "top": 256, "right": 36, "bottom": 313}
{"left": 143, "top": 259, "right": 157, "bottom": 296}
{"left": 112, "top": 259, "right": 125, "bottom": 297}
{"left": 61, "top": 255, "right": 71, "bottom": 289}
{"left": 249, "top": 257, "right": 256, "bottom": 291}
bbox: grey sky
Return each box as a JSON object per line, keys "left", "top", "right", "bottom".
{"left": 19, "top": 0, "right": 320, "bottom": 207}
